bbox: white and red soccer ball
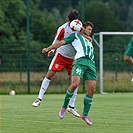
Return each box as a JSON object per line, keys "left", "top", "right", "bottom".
{"left": 9, "top": 90, "right": 16, "bottom": 95}
{"left": 70, "top": 19, "right": 82, "bottom": 32}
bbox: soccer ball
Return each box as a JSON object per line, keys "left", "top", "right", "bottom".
{"left": 9, "top": 90, "right": 16, "bottom": 95}
{"left": 70, "top": 19, "right": 82, "bottom": 32}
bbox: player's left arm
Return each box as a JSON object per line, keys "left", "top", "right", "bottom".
{"left": 83, "top": 34, "right": 92, "bottom": 42}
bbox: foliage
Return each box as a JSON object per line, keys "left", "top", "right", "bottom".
{"left": 0, "top": 0, "right": 26, "bottom": 44}
{"left": 78, "top": 0, "right": 125, "bottom": 33}
{"left": 0, "top": 0, "right": 132, "bottom": 72}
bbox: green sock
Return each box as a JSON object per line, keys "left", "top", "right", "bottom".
{"left": 62, "top": 90, "right": 74, "bottom": 108}
{"left": 83, "top": 94, "right": 93, "bottom": 116}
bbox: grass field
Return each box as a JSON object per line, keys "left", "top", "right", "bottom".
{"left": 0, "top": 93, "right": 133, "bottom": 133}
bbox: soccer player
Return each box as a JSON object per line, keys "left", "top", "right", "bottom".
{"left": 42, "top": 21, "right": 97, "bottom": 126}
{"left": 124, "top": 37, "right": 133, "bottom": 65}
{"left": 32, "top": 9, "right": 80, "bottom": 117}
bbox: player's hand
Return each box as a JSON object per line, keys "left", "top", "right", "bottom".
{"left": 88, "top": 36, "right": 92, "bottom": 42}
{"left": 48, "top": 50, "right": 54, "bottom": 57}
{"left": 42, "top": 48, "right": 49, "bottom": 53}
{"left": 84, "top": 34, "right": 92, "bottom": 42}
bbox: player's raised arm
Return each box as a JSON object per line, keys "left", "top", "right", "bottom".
{"left": 42, "top": 40, "right": 66, "bottom": 53}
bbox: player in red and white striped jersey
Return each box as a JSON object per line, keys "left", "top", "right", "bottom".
{"left": 32, "top": 10, "right": 80, "bottom": 117}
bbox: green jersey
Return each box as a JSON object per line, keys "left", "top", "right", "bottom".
{"left": 63, "top": 33, "right": 94, "bottom": 62}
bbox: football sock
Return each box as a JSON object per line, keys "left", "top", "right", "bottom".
{"left": 83, "top": 94, "right": 93, "bottom": 116}
{"left": 62, "top": 90, "right": 74, "bottom": 109}
{"left": 38, "top": 77, "right": 51, "bottom": 99}
{"left": 38, "top": 98, "right": 42, "bottom": 101}
{"left": 69, "top": 87, "right": 78, "bottom": 107}
{"left": 69, "top": 105, "right": 74, "bottom": 109}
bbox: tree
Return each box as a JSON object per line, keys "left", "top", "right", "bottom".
{"left": 127, "top": 1, "right": 133, "bottom": 31}
{"left": 0, "top": 0, "right": 26, "bottom": 44}
{"left": 83, "top": 0, "right": 125, "bottom": 33}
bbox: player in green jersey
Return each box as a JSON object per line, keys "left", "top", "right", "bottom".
{"left": 124, "top": 37, "right": 133, "bottom": 65}
{"left": 42, "top": 21, "right": 97, "bottom": 126}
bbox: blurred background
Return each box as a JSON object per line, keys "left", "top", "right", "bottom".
{"left": 0, "top": 0, "right": 133, "bottom": 94}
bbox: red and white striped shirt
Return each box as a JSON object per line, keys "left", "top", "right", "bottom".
{"left": 52, "top": 22, "right": 78, "bottom": 59}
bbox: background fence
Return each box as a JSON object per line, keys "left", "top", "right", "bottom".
{"left": 94, "top": 34, "right": 133, "bottom": 94}
{"left": 0, "top": 0, "right": 133, "bottom": 94}
{"left": 0, "top": 34, "right": 133, "bottom": 94}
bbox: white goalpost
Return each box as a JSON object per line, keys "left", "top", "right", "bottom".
{"left": 93, "top": 32, "right": 133, "bottom": 94}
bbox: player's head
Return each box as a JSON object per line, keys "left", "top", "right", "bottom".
{"left": 82, "top": 21, "right": 94, "bottom": 36}
{"left": 68, "top": 9, "right": 79, "bottom": 22}
{"left": 83, "top": 21, "right": 94, "bottom": 29}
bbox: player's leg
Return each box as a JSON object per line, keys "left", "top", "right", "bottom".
{"left": 124, "top": 45, "right": 133, "bottom": 65}
{"left": 80, "top": 59, "right": 97, "bottom": 125}
{"left": 65, "top": 64, "right": 80, "bottom": 117}
{"left": 32, "top": 53, "right": 62, "bottom": 107}
{"left": 81, "top": 80, "right": 96, "bottom": 126}
{"left": 69, "top": 87, "right": 78, "bottom": 107}
{"left": 124, "top": 55, "right": 133, "bottom": 65}
{"left": 32, "top": 70, "right": 56, "bottom": 107}
{"left": 67, "top": 87, "right": 80, "bottom": 117}
{"left": 37, "top": 70, "right": 55, "bottom": 99}
{"left": 59, "top": 76, "right": 80, "bottom": 119}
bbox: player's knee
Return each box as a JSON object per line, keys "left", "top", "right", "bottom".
{"left": 72, "top": 81, "right": 80, "bottom": 88}
{"left": 46, "top": 70, "right": 55, "bottom": 80}
{"left": 88, "top": 87, "right": 96, "bottom": 96}
{"left": 91, "top": 88, "right": 96, "bottom": 95}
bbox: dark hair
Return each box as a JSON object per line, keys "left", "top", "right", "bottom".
{"left": 68, "top": 9, "right": 79, "bottom": 22}
{"left": 83, "top": 21, "right": 94, "bottom": 28}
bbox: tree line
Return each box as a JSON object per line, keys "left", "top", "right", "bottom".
{"left": 0, "top": 0, "right": 132, "bottom": 72}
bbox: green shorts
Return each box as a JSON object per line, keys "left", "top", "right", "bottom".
{"left": 124, "top": 37, "right": 133, "bottom": 56}
{"left": 71, "top": 57, "right": 97, "bottom": 80}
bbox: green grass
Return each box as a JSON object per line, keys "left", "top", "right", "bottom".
{"left": 0, "top": 93, "right": 133, "bottom": 133}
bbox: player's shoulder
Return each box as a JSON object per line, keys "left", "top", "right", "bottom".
{"left": 68, "top": 33, "right": 77, "bottom": 39}
{"left": 58, "top": 22, "right": 68, "bottom": 29}
{"left": 75, "top": 32, "right": 81, "bottom": 37}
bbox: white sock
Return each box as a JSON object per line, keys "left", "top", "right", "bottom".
{"left": 69, "top": 87, "right": 78, "bottom": 107}
{"left": 38, "top": 77, "right": 51, "bottom": 100}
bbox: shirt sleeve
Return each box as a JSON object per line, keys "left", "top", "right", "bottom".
{"left": 52, "top": 27, "right": 65, "bottom": 45}
{"left": 63, "top": 33, "right": 76, "bottom": 44}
